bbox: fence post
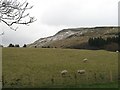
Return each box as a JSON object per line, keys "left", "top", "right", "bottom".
{"left": 2, "top": 76, "right": 4, "bottom": 87}
{"left": 109, "top": 70, "right": 113, "bottom": 82}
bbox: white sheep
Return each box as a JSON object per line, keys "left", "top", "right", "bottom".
{"left": 61, "top": 70, "right": 68, "bottom": 76}
{"left": 116, "top": 51, "right": 119, "bottom": 53}
{"left": 83, "top": 58, "right": 88, "bottom": 63}
{"left": 77, "top": 70, "right": 86, "bottom": 74}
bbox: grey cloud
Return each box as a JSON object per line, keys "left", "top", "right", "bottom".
{"left": 41, "top": 0, "right": 118, "bottom": 27}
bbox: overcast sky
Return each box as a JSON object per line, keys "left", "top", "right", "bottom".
{"left": 0, "top": 0, "right": 119, "bottom": 46}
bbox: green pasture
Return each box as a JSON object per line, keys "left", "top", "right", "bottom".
{"left": 2, "top": 48, "right": 118, "bottom": 88}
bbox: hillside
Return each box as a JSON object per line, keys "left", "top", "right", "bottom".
{"left": 28, "top": 26, "right": 119, "bottom": 50}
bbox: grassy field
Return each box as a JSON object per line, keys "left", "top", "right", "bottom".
{"left": 2, "top": 48, "right": 118, "bottom": 88}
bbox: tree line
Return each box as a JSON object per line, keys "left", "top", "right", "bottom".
{"left": 8, "top": 44, "right": 27, "bottom": 48}
{"left": 88, "top": 35, "right": 119, "bottom": 48}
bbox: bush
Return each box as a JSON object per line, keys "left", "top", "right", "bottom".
{"left": 8, "top": 44, "right": 14, "bottom": 47}
{"left": 23, "top": 44, "right": 27, "bottom": 48}
{"left": 15, "top": 44, "right": 20, "bottom": 47}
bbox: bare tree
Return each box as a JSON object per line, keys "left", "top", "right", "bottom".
{"left": 0, "top": 0, "right": 36, "bottom": 30}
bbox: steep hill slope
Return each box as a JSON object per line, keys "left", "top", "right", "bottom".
{"left": 28, "top": 26, "right": 118, "bottom": 49}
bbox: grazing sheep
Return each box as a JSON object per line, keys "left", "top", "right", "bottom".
{"left": 61, "top": 70, "right": 68, "bottom": 76}
{"left": 116, "top": 51, "right": 119, "bottom": 53}
{"left": 83, "top": 58, "right": 88, "bottom": 63}
{"left": 77, "top": 70, "right": 86, "bottom": 74}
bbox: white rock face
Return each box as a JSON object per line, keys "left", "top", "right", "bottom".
{"left": 28, "top": 29, "right": 84, "bottom": 47}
